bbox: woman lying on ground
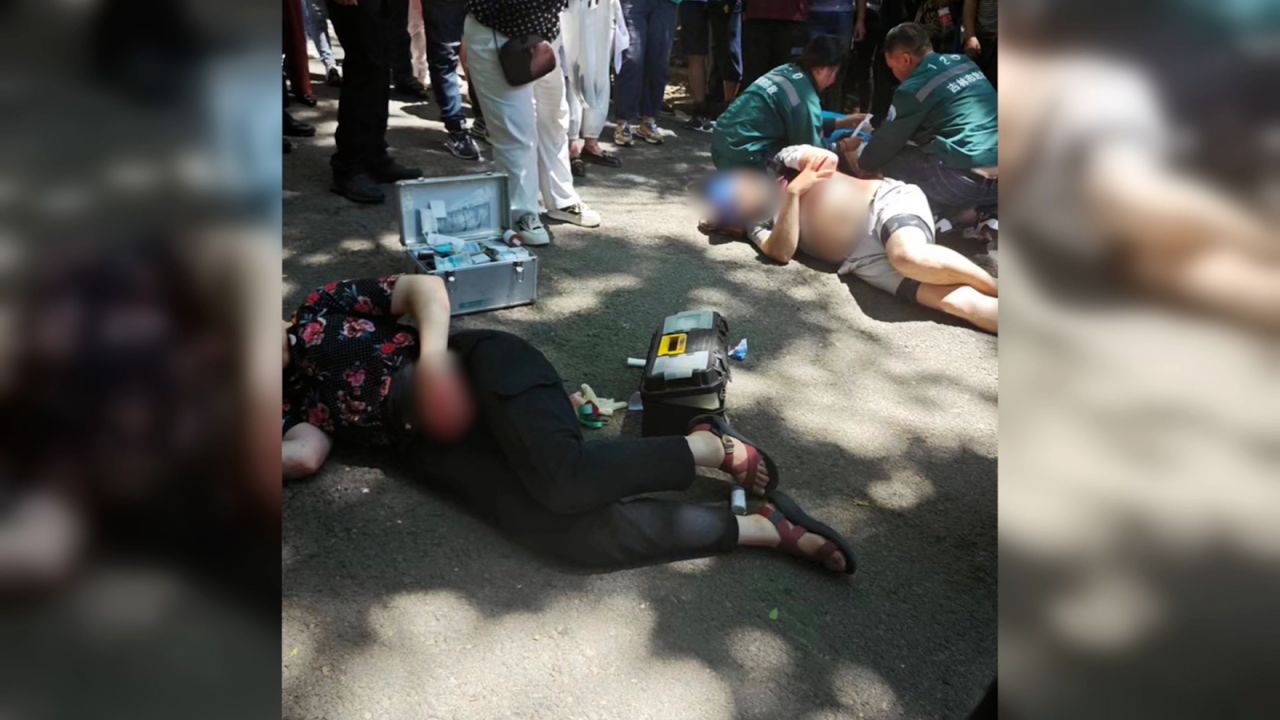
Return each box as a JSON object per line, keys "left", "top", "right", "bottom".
{"left": 281, "top": 274, "right": 855, "bottom": 574}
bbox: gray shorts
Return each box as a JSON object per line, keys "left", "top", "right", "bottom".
{"left": 837, "top": 180, "right": 935, "bottom": 299}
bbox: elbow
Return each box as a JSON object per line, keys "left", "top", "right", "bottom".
{"left": 283, "top": 444, "right": 326, "bottom": 479}
{"left": 284, "top": 454, "right": 322, "bottom": 480}
{"left": 765, "top": 247, "right": 794, "bottom": 265}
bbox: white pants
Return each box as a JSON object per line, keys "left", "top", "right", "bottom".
{"left": 407, "top": 0, "right": 428, "bottom": 85}
{"left": 561, "top": 0, "right": 616, "bottom": 140}
{"left": 463, "top": 15, "right": 580, "bottom": 220}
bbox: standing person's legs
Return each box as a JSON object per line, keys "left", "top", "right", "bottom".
{"left": 303, "top": 0, "right": 338, "bottom": 73}
{"left": 808, "top": 11, "right": 853, "bottom": 110}
{"left": 847, "top": 10, "right": 879, "bottom": 110}
{"left": 325, "top": 0, "right": 395, "bottom": 189}
{"left": 389, "top": 0, "right": 414, "bottom": 85}
{"left": 679, "top": 2, "right": 710, "bottom": 114}
{"left": 709, "top": 8, "right": 742, "bottom": 104}
{"left": 407, "top": 0, "right": 428, "bottom": 84}
{"left": 739, "top": 19, "right": 770, "bottom": 87}
{"left": 870, "top": 37, "right": 896, "bottom": 125}
{"left": 977, "top": 32, "right": 997, "bottom": 88}
{"left": 463, "top": 16, "right": 542, "bottom": 229}
{"left": 640, "top": 0, "right": 677, "bottom": 121}
{"left": 531, "top": 45, "right": 583, "bottom": 215}
{"left": 423, "top": 0, "right": 467, "bottom": 132}
{"left": 614, "top": 0, "right": 647, "bottom": 127}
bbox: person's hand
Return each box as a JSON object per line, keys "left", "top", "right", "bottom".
{"left": 837, "top": 137, "right": 863, "bottom": 172}
{"left": 798, "top": 146, "right": 839, "bottom": 174}
{"left": 854, "top": 19, "right": 867, "bottom": 43}
{"left": 964, "top": 35, "right": 982, "bottom": 58}
{"left": 786, "top": 164, "right": 834, "bottom": 197}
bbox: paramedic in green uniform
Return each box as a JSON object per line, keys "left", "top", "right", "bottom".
{"left": 854, "top": 22, "right": 998, "bottom": 219}
{"left": 711, "top": 36, "right": 856, "bottom": 169}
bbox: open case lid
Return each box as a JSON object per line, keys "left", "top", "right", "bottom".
{"left": 395, "top": 172, "right": 510, "bottom": 248}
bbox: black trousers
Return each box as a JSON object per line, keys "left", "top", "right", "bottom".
{"left": 325, "top": 0, "right": 396, "bottom": 178}
{"left": 740, "top": 19, "right": 807, "bottom": 88}
{"left": 401, "top": 331, "right": 738, "bottom": 569}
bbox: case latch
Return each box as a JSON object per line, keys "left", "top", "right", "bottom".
{"left": 514, "top": 262, "right": 524, "bottom": 283}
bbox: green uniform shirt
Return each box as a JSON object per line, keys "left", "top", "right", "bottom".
{"left": 711, "top": 63, "right": 823, "bottom": 169}
{"left": 861, "top": 53, "right": 998, "bottom": 171}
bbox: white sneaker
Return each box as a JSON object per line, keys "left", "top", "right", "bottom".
{"left": 514, "top": 212, "right": 551, "bottom": 246}
{"left": 546, "top": 203, "right": 602, "bottom": 228}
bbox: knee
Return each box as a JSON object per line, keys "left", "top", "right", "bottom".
{"left": 530, "top": 482, "right": 589, "bottom": 516}
{"left": 886, "top": 240, "right": 927, "bottom": 272}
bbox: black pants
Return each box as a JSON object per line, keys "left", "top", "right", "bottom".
{"left": 869, "top": 36, "right": 897, "bottom": 126}
{"left": 974, "top": 32, "right": 997, "bottom": 89}
{"left": 740, "top": 19, "right": 807, "bottom": 88}
{"left": 325, "top": 0, "right": 396, "bottom": 178}
{"left": 401, "top": 331, "right": 738, "bottom": 569}
{"left": 844, "top": 10, "right": 881, "bottom": 111}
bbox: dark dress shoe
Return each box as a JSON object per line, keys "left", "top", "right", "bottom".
{"left": 331, "top": 173, "right": 386, "bottom": 204}
{"left": 393, "top": 76, "right": 430, "bottom": 101}
{"left": 293, "top": 93, "right": 318, "bottom": 107}
{"left": 326, "top": 67, "right": 342, "bottom": 86}
{"left": 369, "top": 159, "right": 423, "bottom": 183}
{"left": 284, "top": 112, "right": 315, "bottom": 137}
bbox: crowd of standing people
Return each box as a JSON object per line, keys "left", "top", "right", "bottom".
{"left": 283, "top": 0, "right": 998, "bottom": 215}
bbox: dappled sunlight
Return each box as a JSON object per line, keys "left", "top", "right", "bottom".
{"left": 284, "top": 587, "right": 736, "bottom": 720}
{"left": 866, "top": 466, "right": 937, "bottom": 511}
{"left": 535, "top": 272, "right": 645, "bottom": 320}
{"left": 283, "top": 33, "right": 996, "bottom": 715}
{"left": 829, "top": 664, "right": 904, "bottom": 716}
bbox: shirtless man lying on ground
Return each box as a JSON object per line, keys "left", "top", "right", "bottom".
{"left": 705, "top": 145, "right": 999, "bottom": 333}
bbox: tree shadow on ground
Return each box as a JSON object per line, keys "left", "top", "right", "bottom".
{"left": 283, "top": 83, "right": 995, "bottom": 719}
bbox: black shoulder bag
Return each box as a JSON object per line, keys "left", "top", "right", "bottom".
{"left": 495, "top": 28, "right": 557, "bottom": 86}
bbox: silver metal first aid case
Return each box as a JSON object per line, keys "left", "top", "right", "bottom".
{"left": 395, "top": 172, "right": 539, "bottom": 316}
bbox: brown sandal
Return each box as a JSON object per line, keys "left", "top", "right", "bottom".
{"left": 688, "top": 414, "right": 778, "bottom": 496}
{"left": 765, "top": 490, "right": 857, "bottom": 575}
{"left": 756, "top": 504, "right": 845, "bottom": 573}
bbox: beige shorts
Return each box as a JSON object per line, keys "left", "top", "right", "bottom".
{"left": 838, "top": 180, "right": 935, "bottom": 298}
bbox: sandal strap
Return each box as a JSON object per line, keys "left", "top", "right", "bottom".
{"left": 757, "top": 505, "right": 838, "bottom": 567}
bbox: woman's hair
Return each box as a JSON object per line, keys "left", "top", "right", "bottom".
{"left": 797, "top": 35, "right": 846, "bottom": 70}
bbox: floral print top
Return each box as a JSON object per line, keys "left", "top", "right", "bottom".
{"left": 283, "top": 275, "right": 418, "bottom": 446}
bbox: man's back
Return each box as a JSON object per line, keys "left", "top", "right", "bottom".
{"left": 712, "top": 63, "right": 823, "bottom": 169}
{"left": 861, "top": 52, "right": 998, "bottom": 171}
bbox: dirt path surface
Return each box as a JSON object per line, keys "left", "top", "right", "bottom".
{"left": 283, "top": 69, "right": 996, "bottom": 720}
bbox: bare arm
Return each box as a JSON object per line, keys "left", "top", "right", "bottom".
{"left": 283, "top": 422, "right": 332, "bottom": 479}
{"left": 390, "top": 274, "right": 452, "bottom": 363}
{"left": 758, "top": 164, "right": 834, "bottom": 264}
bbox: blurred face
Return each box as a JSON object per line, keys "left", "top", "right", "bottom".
{"left": 812, "top": 65, "right": 840, "bottom": 91}
{"left": 885, "top": 49, "right": 923, "bottom": 81}
{"left": 704, "top": 171, "right": 778, "bottom": 227}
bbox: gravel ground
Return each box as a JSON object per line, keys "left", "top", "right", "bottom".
{"left": 283, "top": 64, "right": 996, "bottom": 720}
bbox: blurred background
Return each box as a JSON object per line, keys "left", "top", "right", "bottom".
{"left": 0, "top": 1, "right": 281, "bottom": 718}
{"left": 999, "top": 0, "right": 1279, "bottom": 718}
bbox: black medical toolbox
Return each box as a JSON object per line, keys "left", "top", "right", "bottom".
{"left": 639, "top": 310, "right": 732, "bottom": 437}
